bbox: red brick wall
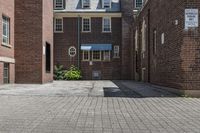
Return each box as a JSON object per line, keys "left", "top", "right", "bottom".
{"left": 54, "top": 17, "right": 122, "bottom": 80}
{"left": 0, "top": 0, "right": 15, "bottom": 84}
{"left": 15, "top": 0, "right": 53, "bottom": 84}
{"left": 133, "top": 0, "right": 200, "bottom": 90}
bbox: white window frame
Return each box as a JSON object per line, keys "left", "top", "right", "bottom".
{"left": 54, "top": 18, "right": 63, "bottom": 33}
{"left": 102, "top": 0, "right": 111, "bottom": 8}
{"left": 141, "top": 19, "right": 146, "bottom": 58}
{"left": 135, "top": 0, "right": 143, "bottom": 8}
{"left": 82, "top": 51, "right": 90, "bottom": 61}
{"left": 2, "top": 15, "right": 10, "bottom": 45}
{"left": 102, "top": 17, "right": 111, "bottom": 32}
{"left": 113, "top": 45, "right": 120, "bottom": 58}
{"left": 68, "top": 46, "right": 76, "bottom": 57}
{"left": 92, "top": 51, "right": 101, "bottom": 61}
{"left": 161, "top": 33, "right": 165, "bottom": 44}
{"left": 54, "top": 0, "right": 64, "bottom": 10}
{"left": 103, "top": 51, "right": 111, "bottom": 61}
{"left": 82, "top": 0, "right": 90, "bottom": 8}
{"left": 82, "top": 17, "right": 91, "bottom": 32}
{"left": 135, "top": 29, "right": 138, "bottom": 51}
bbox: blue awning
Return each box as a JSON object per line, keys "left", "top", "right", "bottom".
{"left": 81, "top": 44, "right": 112, "bottom": 51}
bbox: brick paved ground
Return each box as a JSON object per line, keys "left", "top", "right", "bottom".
{"left": 0, "top": 81, "right": 199, "bottom": 133}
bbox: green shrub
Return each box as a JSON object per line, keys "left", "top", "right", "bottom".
{"left": 64, "top": 65, "right": 82, "bottom": 80}
{"left": 54, "top": 65, "right": 65, "bottom": 80}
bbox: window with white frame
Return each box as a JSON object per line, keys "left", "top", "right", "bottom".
{"left": 54, "top": 0, "right": 64, "bottom": 9}
{"left": 82, "top": 18, "right": 91, "bottom": 32}
{"left": 113, "top": 46, "right": 120, "bottom": 58}
{"left": 54, "top": 18, "right": 63, "bottom": 32}
{"left": 161, "top": 33, "right": 165, "bottom": 44}
{"left": 135, "top": 0, "right": 143, "bottom": 8}
{"left": 68, "top": 46, "right": 76, "bottom": 57}
{"left": 92, "top": 51, "right": 101, "bottom": 61}
{"left": 103, "top": 17, "right": 111, "bottom": 32}
{"left": 103, "top": 51, "right": 110, "bottom": 61}
{"left": 102, "top": 0, "right": 111, "bottom": 8}
{"left": 135, "top": 29, "right": 138, "bottom": 51}
{"left": 2, "top": 16, "right": 10, "bottom": 45}
{"left": 82, "top": 0, "right": 90, "bottom": 8}
{"left": 82, "top": 51, "right": 90, "bottom": 61}
{"left": 141, "top": 19, "right": 146, "bottom": 56}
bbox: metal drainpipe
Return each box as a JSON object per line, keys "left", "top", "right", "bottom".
{"left": 77, "top": 15, "right": 80, "bottom": 69}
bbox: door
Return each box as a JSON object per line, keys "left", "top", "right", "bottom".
{"left": 3, "top": 63, "right": 9, "bottom": 84}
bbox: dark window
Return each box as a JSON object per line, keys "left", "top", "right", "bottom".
{"left": 3, "top": 63, "right": 9, "bottom": 84}
{"left": 46, "top": 43, "right": 51, "bottom": 73}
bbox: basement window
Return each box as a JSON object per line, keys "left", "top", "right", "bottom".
{"left": 46, "top": 43, "right": 51, "bottom": 73}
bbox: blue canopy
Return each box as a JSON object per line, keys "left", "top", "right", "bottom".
{"left": 81, "top": 44, "right": 112, "bottom": 51}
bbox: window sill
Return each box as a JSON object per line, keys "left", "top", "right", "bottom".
{"left": 102, "top": 31, "right": 112, "bottom": 33}
{"left": 54, "top": 31, "right": 64, "bottom": 33}
{"left": 82, "top": 31, "right": 91, "bottom": 33}
{"left": 2, "top": 43, "right": 12, "bottom": 48}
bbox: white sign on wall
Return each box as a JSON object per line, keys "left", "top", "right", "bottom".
{"left": 185, "top": 9, "right": 199, "bottom": 29}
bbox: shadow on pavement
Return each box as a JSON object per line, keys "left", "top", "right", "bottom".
{"left": 103, "top": 80, "right": 180, "bottom": 98}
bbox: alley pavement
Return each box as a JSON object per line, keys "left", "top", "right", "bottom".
{"left": 0, "top": 81, "right": 199, "bottom": 133}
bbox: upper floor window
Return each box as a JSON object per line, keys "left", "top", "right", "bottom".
{"left": 82, "top": 18, "right": 91, "bottom": 32}
{"left": 2, "top": 16, "right": 10, "bottom": 45}
{"left": 54, "top": 0, "right": 64, "bottom": 9}
{"left": 54, "top": 18, "right": 63, "bottom": 32}
{"left": 102, "top": 0, "right": 111, "bottom": 8}
{"left": 102, "top": 17, "right": 111, "bottom": 32}
{"left": 135, "top": 0, "right": 143, "bottom": 8}
{"left": 82, "top": 0, "right": 90, "bottom": 8}
{"left": 153, "top": 30, "right": 157, "bottom": 55}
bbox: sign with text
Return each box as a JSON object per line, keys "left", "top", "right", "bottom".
{"left": 185, "top": 9, "right": 199, "bottom": 29}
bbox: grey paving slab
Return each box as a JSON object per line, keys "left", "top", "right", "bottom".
{"left": 0, "top": 81, "right": 199, "bottom": 133}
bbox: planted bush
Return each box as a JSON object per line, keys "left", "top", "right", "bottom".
{"left": 54, "top": 65, "right": 82, "bottom": 80}
{"left": 64, "top": 65, "right": 82, "bottom": 80}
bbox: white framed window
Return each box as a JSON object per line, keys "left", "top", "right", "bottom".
{"left": 135, "top": 29, "right": 138, "bottom": 51}
{"left": 135, "top": 0, "right": 143, "bottom": 8}
{"left": 82, "top": 51, "right": 90, "bottom": 61}
{"left": 54, "top": 0, "right": 64, "bottom": 9}
{"left": 92, "top": 51, "right": 101, "bottom": 61}
{"left": 102, "top": 17, "right": 111, "bottom": 32}
{"left": 141, "top": 19, "right": 146, "bottom": 58}
{"left": 102, "top": 0, "right": 111, "bottom": 8}
{"left": 113, "top": 46, "right": 120, "bottom": 58}
{"left": 82, "top": 0, "right": 90, "bottom": 8}
{"left": 68, "top": 46, "right": 76, "bottom": 57}
{"left": 161, "top": 33, "right": 165, "bottom": 44}
{"left": 2, "top": 15, "right": 10, "bottom": 45}
{"left": 82, "top": 18, "right": 91, "bottom": 32}
{"left": 103, "top": 51, "right": 110, "bottom": 61}
{"left": 54, "top": 18, "right": 63, "bottom": 32}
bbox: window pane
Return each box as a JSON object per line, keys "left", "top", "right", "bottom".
{"left": 136, "top": 0, "right": 143, "bottom": 8}
{"left": 2, "top": 16, "right": 10, "bottom": 44}
{"left": 92, "top": 51, "right": 101, "bottom": 60}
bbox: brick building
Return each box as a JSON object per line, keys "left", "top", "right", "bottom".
{"left": 54, "top": 0, "right": 133, "bottom": 80}
{"left": 15, "top": 0, "right": 54, "bottom": 84}
{"left": 133, "top": 0, "right": 200, "bottom": 96}
{"left": 0, "top": 0, "right": 15, "bottom": 84}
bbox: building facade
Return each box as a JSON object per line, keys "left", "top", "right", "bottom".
{"left": 14, "top": 0, "right": 54, "bottom": 84}
{"left": 54, "top": 0, "right": 133, "bottom": 80}
{"left": 133, "top": 0, "right": 200, "bottom": 96}
{"left": 0, "top": 0, "right": 15, "bottom": 84}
